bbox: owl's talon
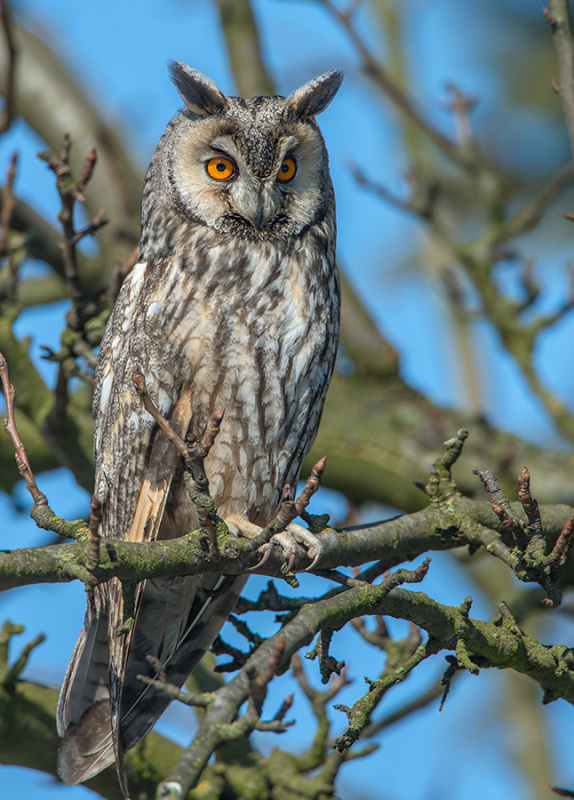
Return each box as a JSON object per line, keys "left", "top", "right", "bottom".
{"left": 304, "top": 551, "right": 322, "bottom": 571}
{"left": 267, "top": 523, "right": 324, "bottom": 572}
{"left": 248, "top": 546, "right": 272, "bottom": 571}
{"left": 284, "top": 551, "right": 296, "bottom": 574}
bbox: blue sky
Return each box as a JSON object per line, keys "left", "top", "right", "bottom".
{"left": 1, "top": 1, "right": 574, "bottom": 798}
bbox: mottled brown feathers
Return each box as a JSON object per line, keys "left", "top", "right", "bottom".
{"left": 57, "top": 64, "right": 341, "bottom": 794}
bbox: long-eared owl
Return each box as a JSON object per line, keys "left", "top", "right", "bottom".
{"left": 57, "top": 62, "right": 342, "bottom": 791}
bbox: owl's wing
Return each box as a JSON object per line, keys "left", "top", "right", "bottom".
{"left": 57, "top": 260, "right": 244, "bottom": 792}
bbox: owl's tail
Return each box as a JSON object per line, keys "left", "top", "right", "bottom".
{"left": 56, "top": 573, "right": 247, "bottom": 790}
{"left": 57, "top": 608, "right": 116, "bottom": 783}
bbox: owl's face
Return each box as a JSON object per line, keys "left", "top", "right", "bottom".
{"left": 159, "top": 64, "right": 342, "bottom": 241}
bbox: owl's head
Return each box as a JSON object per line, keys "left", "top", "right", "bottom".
{"left": 144, "top": 62, "right": 342, "bottom": 243}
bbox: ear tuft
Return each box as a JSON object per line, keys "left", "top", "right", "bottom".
{"left": 168, "top": 61, "right": 228, "bottom": 116}
{"left": 283, "top": 70, "right": 343, "bottom": 121}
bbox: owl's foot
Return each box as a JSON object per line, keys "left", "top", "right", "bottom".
{"left": 236, "top": 521, "right": 325, "bottom": 572}
{"left": 227, "top": 457, "right": 328, "bottom": 572}
{"left": 268, "top": 522, "right": 325, "bottom": 571}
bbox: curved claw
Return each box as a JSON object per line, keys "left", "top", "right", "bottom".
{"left": 284, "top": 551, "right": 296, "bottom": 574}
{"left": 248, "top": 546, "right": 272, "bottom": 571}
{"left": 286, "top": 523, "right": 324, "bottom": 571}
{"left": 304, "top": 549, "right": 322, "bottom": 572}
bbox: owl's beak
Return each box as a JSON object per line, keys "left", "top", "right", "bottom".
{"left": 253, "top": 192, "right": 264, "bottom": 230}
{"left": 242, "top": 183, "right": 276, "bottom": 230}
{"left": 243, "top": 187, "right": 264, "bottom": 230}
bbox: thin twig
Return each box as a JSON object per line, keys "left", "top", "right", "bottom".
{"left": 313, "top": 569, "right": 367, "bottom": 589}
{"left": 107, "top": 244, "right": 140, "bottom": 305}
{"left": 61, "top": 208, "right": 107, "bottom": 248}
{"left": 517, "top": 466, "right": 544, "bottom": 539}
{"left": 247, "top": 457, "right": 327, "bottom": 557}
{"left": 132, "top": 365, "right": 187, "bottom": 456}
{"left": 38, "top": 137, "right": 86, "bottom": 310}
{"left": 545, "top": 3, "right": 574, "bottom": 172}
{"left": 295, "top": 456, "right": 325, "bottom": 515}
{"left": 443, "top": 82, "right": 478, "bottom": 147}
{"left": 551, "top": 787, "right": 574, "bottom": 798}
{"left": 545, "top": 516, "right": 574, "bottom": 579}
{"left": 318, "top": 0, "right": 481, "bottom": 172}
{"left": 473, "top": 464, "right": 529, "bottom": 548}
{"left": 0, "top": 152, "right": 18, "bottom": 300}
{"left": 88, "top": 495, "right": 101, "bottom": 567}
{"left": 133, "top": 366, "right": 224, "bottom": 558}
{"left": 0, "top": 0, "right": 16, "bottom": 136}
{"left": 0, "top": 352, "right": 47, "bottom": 505}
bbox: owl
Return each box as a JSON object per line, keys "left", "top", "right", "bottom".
{"left": 56, "top": 62, "right": 342, "bottom": 793}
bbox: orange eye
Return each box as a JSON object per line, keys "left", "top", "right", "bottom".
{"left": 277, "top": 157, "right": 296, "bottom": 182}
{"left": 207, "top": 157, "right": 234, "bottom": 180}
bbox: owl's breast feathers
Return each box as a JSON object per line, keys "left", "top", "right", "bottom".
{"left": 95, "top": 224, "right": 339, "bottom": 530}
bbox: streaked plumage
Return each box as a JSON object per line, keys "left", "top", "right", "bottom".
{"left": 57, "top": 63, "right": 342, "bottom": 793}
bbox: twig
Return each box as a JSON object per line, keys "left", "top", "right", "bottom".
{"left": 88, "top": 495, "right": 101, "bottom": 567}
{"left": 551, "top": 787, "right": 574, "bottom": 798}
{"left": 184, "top": 410, "right": 225, "bottom": 559}
{"left": 0, "top": 152, "right": 18, "bottom": 300}
{"left": 425, "top": 429, "right": 468, "bottom": 500}
{"left": 0, "top": 621, "right": 45, "bottom": 692}
{"left": 212, "top": 634, "right": 248, "bottom": 673}
{"left": 545, "top": 3, "right": 574, "bottom": 171}
{"left": 132, "top": 366, "right": 225, "bottom": 558}
{"left": 473, "top": 464, "right": 565, "bottom": 607}
{"left": 443, "top": 82, "right": 478, "bottom": 147}
{"left": 473, "top": 464, "right": 529, "bottom": 549}
{"left": 0, "top": 352, "right": 47, "bottom": 505}
{"left": 473, "top": 464, "right": 513, "bottom": 514}
{"left": 107, "top": 244, "right": 139, "bottom": 305}
{"left": 313, "top": 569, "right": 367, "bottom": 589}
{"left": 332, "top": 560, "right": 433, "bottom": 751}
{"left": 38, "top": 136, "right": 106, "bottom": 314}
{"left": 545, "top": 516, "right": 574, "bottom": 579}
{"left": 60, "top": 207, "right": 107, "bottom": 248}
{"left": 439, "top": 655, "right": 461, "bottom": 711}
{"left": 136, "top": 654, "right": 214, "bottom": 707}
{"left": 295, "top": 456, "right": 325, "bottom": 515}
{"left": 0, "top": 0, "right": 16, "bottom": 136}
{"left": 305, "top": 627, "right": 345, "bottom": 684}
{"left": 132, "top": 365, "right": 187, "bottom": 456}
{"left": 246, "top": 639, "right": 285, "bottom": 716}
{"left": 234, "top": 580, "right": 311, "bottom": 614}
{"left": 246, "top": 457, "right": 327, "bottom": 558}
{"left": 227, "top": 614, "right": 263, "bottom": 648}
{"left": 273, "top": 693, "right": 294, "bottom": 722}
{"left": 517, "top": 466, "right": 544, "bottom": 543}
{"left": 366, "top": 674, "right": 450, "bottom": 735}
{"left": 317, "top": 0, "right": 482, "bottom": 172}
{"left": 334, "top": 635, "right": 440, "bottom": 752}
